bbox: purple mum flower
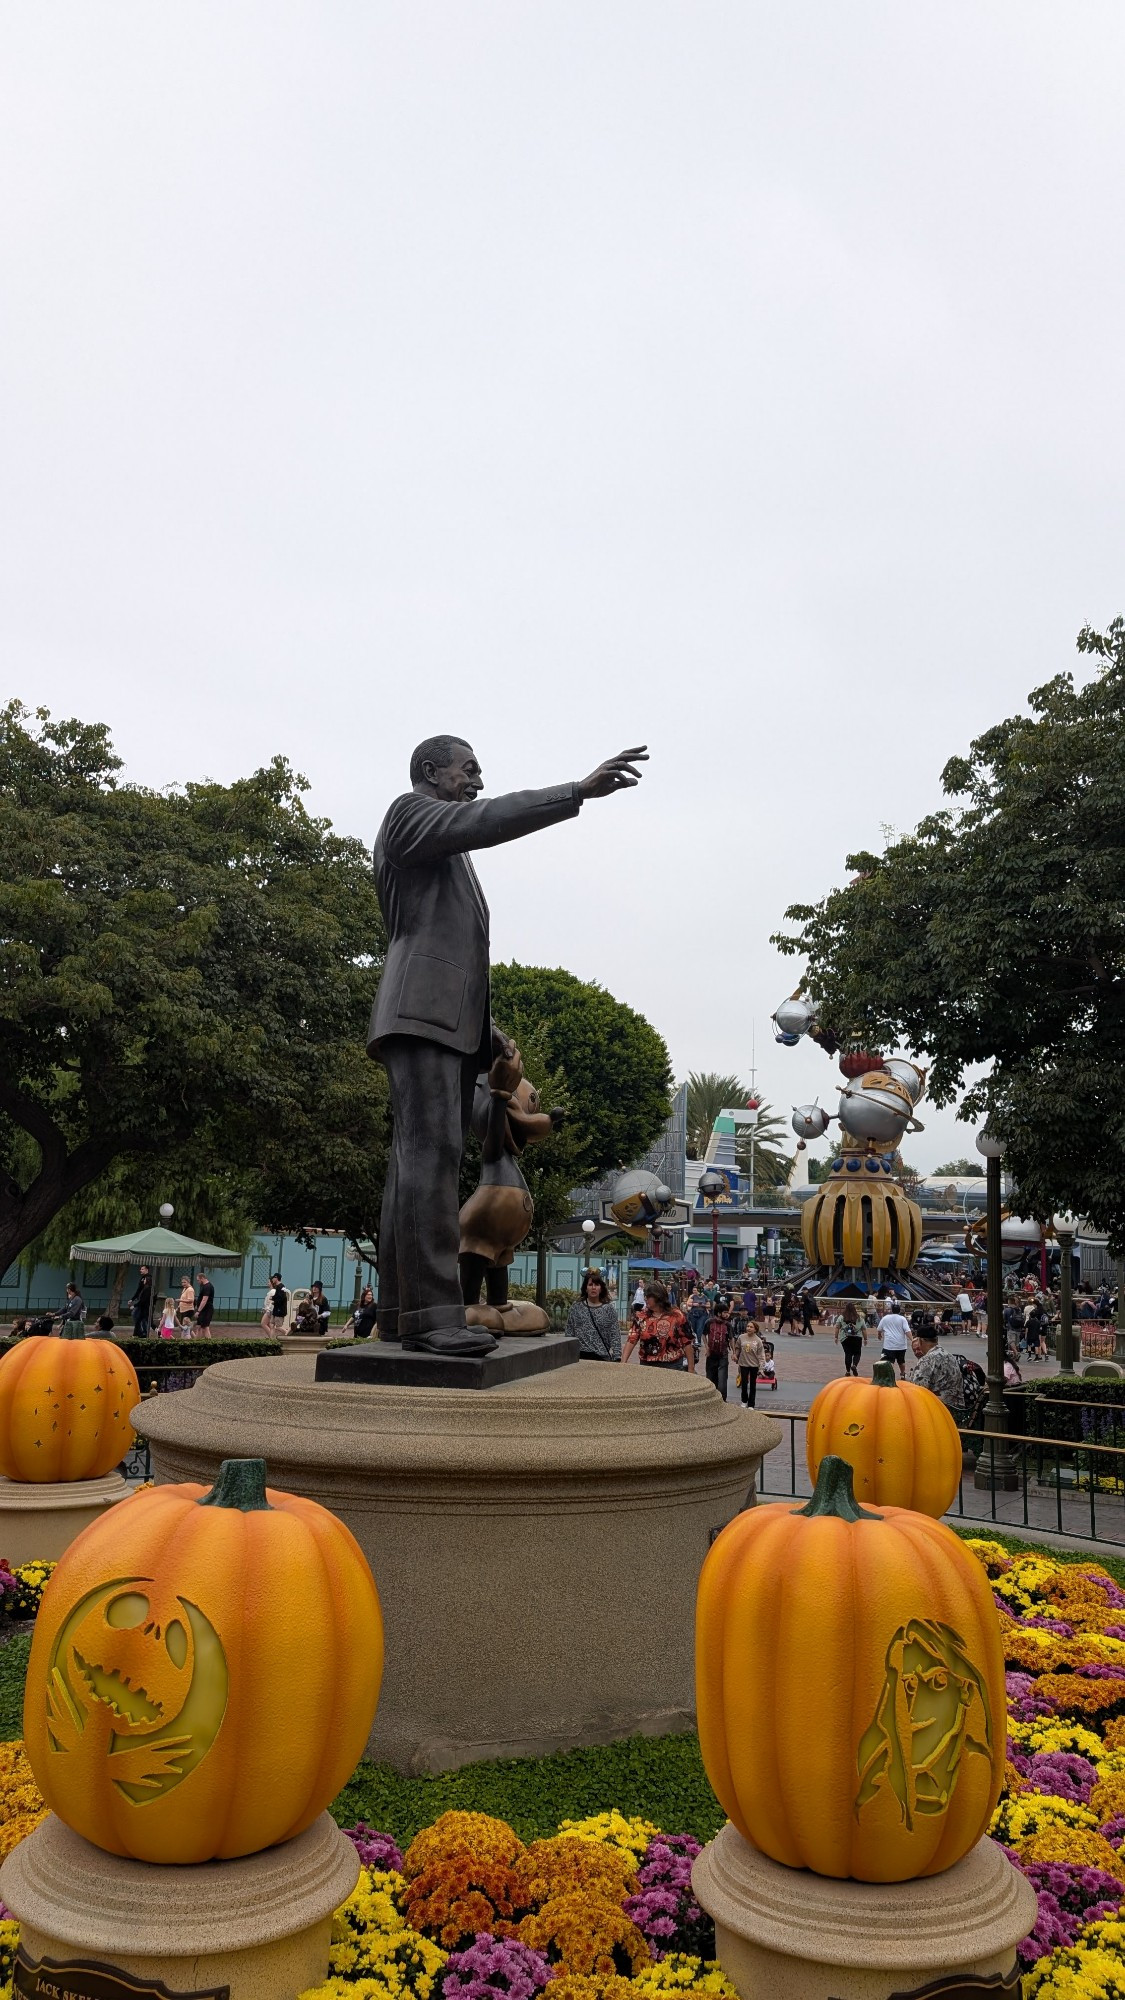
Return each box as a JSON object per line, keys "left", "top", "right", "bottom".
{"left": 437, "top": 1933, "right": 554, "bottom": 2000}
{"left": 342, "top": 1822, "right": 405, "bottom": 1874}
{"left": 1088, "top": 1575, "right": 1125, "bottom": 1610}
{"left": 1022, "top": 1751, "right": 1098, "bottom": 1804}
{"left": 1010, "top": 1858, "right": 1125, "bottom": 1967}
{"left": 624, "top": 1834, "right": 713, "bottom": 1959}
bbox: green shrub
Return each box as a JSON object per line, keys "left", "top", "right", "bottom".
{"left": 0, "top": 1336, "right": 284, "bottom": 1370}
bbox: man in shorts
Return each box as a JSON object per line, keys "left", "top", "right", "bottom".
{"left": 194, "top": 1268, "right": 215, "bottom": 1338}
{"left": 877, "top": 1303, "right": 911, "bottom": 1377}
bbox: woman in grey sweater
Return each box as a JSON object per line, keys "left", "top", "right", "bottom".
{"left": 566, "top": 1270, "right": 621, "bottom": 1361}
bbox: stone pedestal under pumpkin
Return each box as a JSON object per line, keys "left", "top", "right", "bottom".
{"left": 0, "top": 1469, "right": 130, "bottom": 1563}
{"left": 0, "top": 1810, "right": 358, "bottom": 2000}
{"left": 692, "top": 1822, "right": 1036, "bottom": 2000}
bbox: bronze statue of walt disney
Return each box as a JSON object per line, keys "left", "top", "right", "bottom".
{"left": 368, "top": 737, "right": 646, "bottom": 1358}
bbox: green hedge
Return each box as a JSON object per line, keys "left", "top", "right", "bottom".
{"left": 1014, "top": 1378, "right": 1125, "bottom": 1448}
{"left": 0, "top": 1337, "right": 282, "bottom": 1369}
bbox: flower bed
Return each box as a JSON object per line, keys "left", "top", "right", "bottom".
{"left": 0, "top": 1563, "right": 53, "bottom": 1623}
{"left": 972, "top": 1537, "right": 1125, "bottom": 1990}
{"left": 4, "top": 1538, "right": 1125, "bottom": 1993}
{"left": 307, "top": 1809, "right": 734, "bottom": 2000}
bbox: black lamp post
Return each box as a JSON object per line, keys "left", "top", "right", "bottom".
{"left": 698, "top": 1169, "right": 725, "bottom": 1287}
{"left": 973, "top": 1130, "right": 1018, "bottom": 1492}
{"left": 1054, "top": 1213, "right": 1078, "bottom": 1373}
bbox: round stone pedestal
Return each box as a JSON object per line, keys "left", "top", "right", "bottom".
{"left": 693, "top": 1824, "right": 1036, "bottom": 2000}
{"left": 0, "top": 1471, "right": 131, "bottom": 1564}
{"left": 0, "top": 1811, "right": 358, "bottom": 2000}
{"left": 135, "top": 1355, "right": 778, "bottom": 1773}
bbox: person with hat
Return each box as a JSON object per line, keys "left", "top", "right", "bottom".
{"left": 909, "top": 1321, "right": 965, "bottom": 1421}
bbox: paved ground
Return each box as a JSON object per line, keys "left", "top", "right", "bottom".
{"left": 711, "top": 1328, "right": 1125, "bottom": 1553}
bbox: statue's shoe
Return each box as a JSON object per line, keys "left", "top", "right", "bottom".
{"left": 494, "top": 1302, "right": 551, "bottom": 1336}
{"left": 466, "top": 1304, "right": 505, "bottom": 1333}
{"left": 402, "top": 1327, "right": 499, "bottom": 1357}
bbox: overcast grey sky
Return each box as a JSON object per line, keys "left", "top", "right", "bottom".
{"left": 3, "top": 4, "right": 1123, "bottom": 1170}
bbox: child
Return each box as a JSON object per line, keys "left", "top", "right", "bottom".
{"left": 158, "top": 1296, "right": 178, "bottom": 1339}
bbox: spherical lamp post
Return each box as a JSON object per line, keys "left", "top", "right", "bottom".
{"left": 153, "top": 1203, "right": 176, "bottom": 1335}
{"left": 698, "top": 1169, "right": 726, "bottom": 1288}
{"left": 581, "top": 1217, "right": 596, "bottom": 1271}
{"left": 1053, "top": 1212, "right": 1079, "bottom": 1374}
{"left": 973, "top": 1131, "right": 1018, "bottom": 1491}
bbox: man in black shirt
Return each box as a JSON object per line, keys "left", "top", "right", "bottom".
{"left": 195, "top": 1269, "right": 216, "bottom": 1337}
{"left": 127, "top": 1265, "right": 153, "bottom": 1339}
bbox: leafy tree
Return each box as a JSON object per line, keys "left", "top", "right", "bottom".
{"left": 932, "top": 1159, "right": 983, "bottom": 1179}
{"left": 0, "top": 702, "right": 388, "bottom": 1274}
{"left": 12, "top": 1146, "right": 258, "bottom": 1312}
{"left": 489, "top": 964, "right": 671, "bottom": 1183}
{"left": 774, "top": 621, "right": 1125, "bottom": 1249}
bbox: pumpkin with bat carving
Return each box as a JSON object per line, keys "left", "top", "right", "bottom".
{"left": 0, "top": 1336, "right": 141, "bottom": 1482}
{"left": 23, "top": 1458, "right": 383, "bottom": 1862}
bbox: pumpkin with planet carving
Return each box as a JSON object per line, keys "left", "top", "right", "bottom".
{"left": 0, "top": 1336, "right": 141, "bottom": 1483}
{"left": 806, "top": 1361, "right": 963, "bottom": 1517}
{"left": 23, "top": 1457, "right": 383, "bottom": 1862}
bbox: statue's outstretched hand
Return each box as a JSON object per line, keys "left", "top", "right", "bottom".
{"left": 578, "top": 747, "right": 648, "bottom": 799}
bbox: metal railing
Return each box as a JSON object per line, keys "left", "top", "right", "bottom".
{"left": 758, "top": 1410, "right": 1125, "bottom": 1547}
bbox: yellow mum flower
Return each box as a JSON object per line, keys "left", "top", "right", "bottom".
{"left": 990, "top": 1794, "right": 1097, "bottom": 1845}
{"left": 634, "top": 1957, "right": 739, "bottom": 2000}
{"left": 557, "top": 1813, "right": 659, "bottom": 1863}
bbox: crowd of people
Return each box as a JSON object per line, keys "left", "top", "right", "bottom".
{"left": 558, "top": 1260, "right": 1122, "bottom": 1429}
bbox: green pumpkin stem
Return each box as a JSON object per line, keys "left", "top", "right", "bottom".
{"left": 795, "top": 1453, "right": 882, "bottom": 1522}
{"left": 198, "top": 1457, "right": 273, "bottom": 1512}
{"left": 871, "top": 1362, "right": 899, "bottom": 1388}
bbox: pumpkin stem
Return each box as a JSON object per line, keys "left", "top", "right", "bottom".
{"left": 198, "top": 1458, "right": 273, "bottom": 1512}
{"left": 871, "top": 1362, "right": 899, "bottom": 1388}
{"left": 795, "top": 1454, "right": 882, "bottom": 1522}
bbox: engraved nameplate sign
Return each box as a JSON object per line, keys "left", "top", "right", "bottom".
{"left": 14, "top": 1950, "right": 229, "bottom": 2000}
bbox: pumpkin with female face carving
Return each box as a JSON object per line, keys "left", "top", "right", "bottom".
{"left": 23, "top": 1458, "right": 383, "bottom": 1863}
{"left": 696, "top": 1455, "right": 1005, "bottom": 1882}
{"left": 0, "top": 1336, "right": 141, "bottom": 1482}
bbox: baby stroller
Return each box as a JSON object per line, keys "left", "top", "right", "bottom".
{"left": 760, "top": 1337, "right": 778, "bottom": 1391}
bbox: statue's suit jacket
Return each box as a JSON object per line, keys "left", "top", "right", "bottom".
{"left": 369, "top": 783, "right": 582, "bottom": 1062}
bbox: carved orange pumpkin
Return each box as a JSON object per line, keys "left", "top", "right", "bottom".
{"left": 806, "top": 1361, "right": 962, "bottom": 1517}
{"left": 0, "top": 1337, "right": 141, "bottom": 1483}
{"left": 696, "top": 1456, "right": 1005, "bottom": 1881}
{"left": 23, "top": 1458, "right": 383, "bottom": 1863}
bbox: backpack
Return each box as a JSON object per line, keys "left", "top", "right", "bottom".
{"left": 707, "top": 1317, "right": 728, "bottom": 1357}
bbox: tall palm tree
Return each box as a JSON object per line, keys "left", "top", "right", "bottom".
{"left": 685, "top": 1073, "right": 745, "bottom": 1157}
{"left": 685, "top": 1072, "right": 792, "bottom": 1187}
{"left": 736, "top": 1103, "right": 791, "bottom": 1190}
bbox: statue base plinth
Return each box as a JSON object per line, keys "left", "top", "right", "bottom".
{"left": 692, "top": 1824, "right": 1036, "bottom": 2000}
{"left": 0, "top": 1472, "right": 131, "bottom": 1565}
{"left": 315, "top": 1330, "right": 580, "bottom": 1389}
{"left": 136, "top": 1354, "right": 778, "bottom": 1771}
{"left": 0, "top": 1811, "right": 358, "bottom": 2000}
